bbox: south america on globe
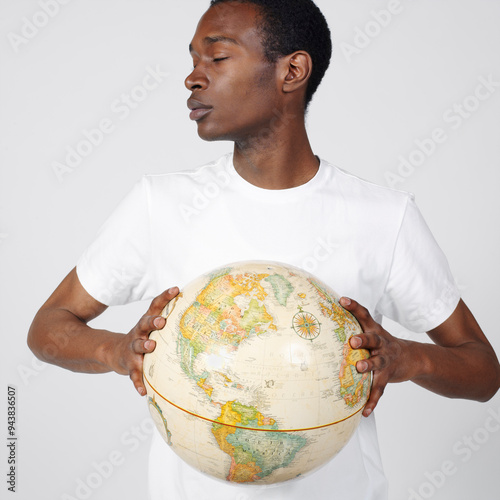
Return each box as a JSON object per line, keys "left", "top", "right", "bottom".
{"left": 143, "top": 261, "right": 371, "bottom": 485}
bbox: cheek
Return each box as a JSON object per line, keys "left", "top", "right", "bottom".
{"left": 221, "top": 64, "right": 275, "bottom": 102}
{"left": 226, "top": 78, "right": 276, "bottom": 123}
{"left": 213, "top": 88, "right": 263, "bottom": 129}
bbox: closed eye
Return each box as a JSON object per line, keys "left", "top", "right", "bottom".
{"left": 190, "top": 57, "right": 229, "bottom": 69}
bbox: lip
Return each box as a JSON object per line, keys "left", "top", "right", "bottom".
{"left": 187, "top": 98, "right": 213, "bottom": 121}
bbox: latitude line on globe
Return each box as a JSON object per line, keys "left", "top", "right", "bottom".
{"left": 144, "top": 374, "right": 364, "bottom": 432}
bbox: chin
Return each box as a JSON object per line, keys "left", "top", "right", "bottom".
{"left": 196, "top": 124, "right": 234, "bottom": 143}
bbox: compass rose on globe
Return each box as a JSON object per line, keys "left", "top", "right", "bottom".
{"left": 292, "top": 308, "right": 321, "bottom": 340}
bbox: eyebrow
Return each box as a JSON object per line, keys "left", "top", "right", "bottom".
{"left": 189, "top": 35, "right": 240, "bottom": 54}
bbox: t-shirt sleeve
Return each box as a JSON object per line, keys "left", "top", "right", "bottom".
{"left": 376, "top": 195, "right": 461, "bottom": 333}
{"left": 76, "top": 177, "right": 154, "bottom": 306}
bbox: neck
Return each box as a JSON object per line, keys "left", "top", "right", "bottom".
{"left": 232, "top": 114, "right": 319, "bottom": 190}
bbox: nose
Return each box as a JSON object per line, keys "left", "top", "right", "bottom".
{"left": 185, "top": 65, "right": 208, "bottom": 91}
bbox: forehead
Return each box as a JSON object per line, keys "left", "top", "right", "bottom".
{"left": 190, "top": 2, "right": 264, "bottom": 53}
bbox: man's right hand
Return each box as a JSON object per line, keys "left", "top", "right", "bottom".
{"left": 28, "top": 267, "right": 179, "bottom": 396}
{"left": 109, "top": 287, "right": 179, "bottom": 396}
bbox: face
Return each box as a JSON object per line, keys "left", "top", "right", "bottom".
{"left": 185, "top": 2, "right": 281, "bottom": 142}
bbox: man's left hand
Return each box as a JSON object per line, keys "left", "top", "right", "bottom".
{"left": 340, "top": 297, "right": 412, "bottom": 417}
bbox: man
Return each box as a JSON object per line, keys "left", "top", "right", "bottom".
{"left": 28, "top": 0, "right": 500, "bottom": 499}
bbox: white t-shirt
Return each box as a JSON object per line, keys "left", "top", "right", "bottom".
{"left": 77, "top": 153, "right": 460, "bottom": 500}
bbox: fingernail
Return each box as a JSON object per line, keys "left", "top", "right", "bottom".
{"left": 137, "top": 387, "right": 145, "bottom": 396}
{"left": 153, "top": 317, "right": 163, "bottom": 329}
{"left": 350, "top": 336, "right": 361, "bottom": 348}
{"left": 340, "top": 297, "right": 351, "bottom": 306}
{"left": 145, "top": 340, "right": 153, "bottom": 350}
{"left": 364, "top": 408, "right": 372, "bottom": 417}
{"left": 168, "top": 287, "right": 177, "bottom": 294}
{"left": 358, "top": 361, "right": 368, "bottom": 372}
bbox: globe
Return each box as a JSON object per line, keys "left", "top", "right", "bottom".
{"left": 143, "top": 261, "right": 371, "bottom": 485}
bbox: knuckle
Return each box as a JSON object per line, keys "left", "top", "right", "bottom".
{"left": 129, "top": 338, "right": 140, "bottom": 353}
{"left": 357, "top": 307, "right": 370, "bottom": 320}
{"left": 138, "top": 315, "right": 153, "bottom": 333}
{"left": 376, "top": 333, "right": 385, "bottom": 347}
{"left": 377, "top": 355, "right": 388, "bottom": 369}
{"left": 130, "top": 364, "right": 143, "bottom": 380}
{"left": 364, "top": 333, "right": 376, "bottom": 345}
{"left": 393, "top": 341, "right": 403, "bottom": 356}
{"left": 360, "top": 332, "right": 377, "bottom": 349}
{"left": 131, "top": 338, "right": 146, "bottom": 355}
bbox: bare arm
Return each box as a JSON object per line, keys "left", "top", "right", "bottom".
{"left": 339, "top": 298, "right": 500, "bottom": 417}
{"left": 27, "top": 267, "right": 178, "bottom": 395}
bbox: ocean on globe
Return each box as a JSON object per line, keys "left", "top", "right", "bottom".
{"left": 143, "top": 261, "right": 371, "bottom": 485}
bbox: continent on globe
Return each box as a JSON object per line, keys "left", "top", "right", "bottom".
{"left": 178, "top": 270, "right": 277, "bottom": 382}
{"left": 339, "top": 345, "right": 371, "bottom": 407}
{"left": 177, "top": 269, "right": 282, "bottom": 403}
{"left": 212, "top": 401, "right": 307, "bottom": 483}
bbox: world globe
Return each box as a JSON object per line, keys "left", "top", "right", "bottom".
{"left": 143, "top": 261, "right": 371, "bottom": 485}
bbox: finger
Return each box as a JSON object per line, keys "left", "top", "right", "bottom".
{"left": 339, "top": 297, "right": 378, "bottom": 331}
{"left": 136, "top": 314, "right": 166, "bottom": 337}
{"left": 147, "top": 287, "right": 180, "bottom": 316}
{"left": 355, "top": 351, "right": 389, "bottom": 374}
{"left": 349, "top": 331, "right": 383, "bottom": 350}
{"left": 131, "top": 337, "right": 157, "bottom": 354}
{"left": 130, "top": 367, "right": 147, "bottom": 396}
{"left": 362, "top": 374, "right": 386, "bottom": 417}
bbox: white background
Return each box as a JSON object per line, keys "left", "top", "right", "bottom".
{"left": 1, "top": 1, "right": 499, "bottom": 499}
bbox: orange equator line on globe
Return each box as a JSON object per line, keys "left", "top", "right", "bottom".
{"left": 143, "top": 375, "right": 365, "bottom": 433}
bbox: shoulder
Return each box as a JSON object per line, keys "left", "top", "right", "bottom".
{"left": 318, "top": 160, "right": 419, "bottom": 238}
{"left": 322, "top": 160, "right": 414, "bottom": 220}
{"left": 325, "top": 160, "right": 412, "bottom": 205}
{"left": 141, "top": 154, "right": 232, "bottom": 193}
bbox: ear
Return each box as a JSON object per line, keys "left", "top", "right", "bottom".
{"left": 282, "top": 51, "right": 313, "bottom": 96}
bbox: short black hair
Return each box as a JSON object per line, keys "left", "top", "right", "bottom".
{"left": 209, "top": 0, "right": 332, "bottom": 108}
